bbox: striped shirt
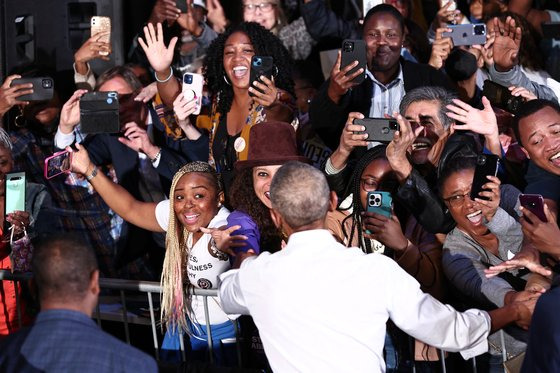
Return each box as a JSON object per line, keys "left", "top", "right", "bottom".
{"left": 366, "top": 64, "right": 405, "bottom": 119}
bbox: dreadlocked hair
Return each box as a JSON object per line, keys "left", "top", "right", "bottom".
{"left": 161, "top": 161, "right": 222, "bottom": 334}
{"left": 228, "top": 167, "right": 283, "bottom": 253}
{"left": 340, "top": 146, "right": 389, "bottom": 253}
{"left": 203, "top": 22, "right": 295, "bottom": 118}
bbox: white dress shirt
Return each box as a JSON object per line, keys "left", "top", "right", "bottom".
{"left": 219, "top": 229, "right": 490, "bottom": 373}
{"left": 366, "top": 65, "right": 405, "bottom": 119}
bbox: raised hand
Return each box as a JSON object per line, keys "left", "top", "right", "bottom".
{"left": 447, "top": 97, "right": 498, "bottom": 136}
{"left": 0, "top": 75, "right": 33, "bottom": 115}
{"left": 492, "top": 16, "right": 521, "bottom": 72}
{"left": 509, "top": 86, "right": 537, "bottom": 101}
{"left": 474, "top": 175, "right": 500, "bottom": 221}
{"left": 327, "top": 51, "right": 363, "bottom": 104}
{"left": 206, "top": 0, "right": 227, "bottom": 33}
{"left": 249, "top": 75, "right": 278, "bottom": 108}
{"left": 74, "top": 31, "right": 112, "bottom": 74}
{"left": 434, "top": 1, "right": 462, "bottom": 29}
{"left": 138, "top": 22, "right": 178, "bottom": 77}
{"left": 118, "top": 122, "right": 160, "bottom": 159}
{"left": 429, "top": 27, "right": 453, "bottom": 69}
{"left": 386, "top": 113, "right": 423, "bottom": 182}
{"left": 59, "top": 89, "right": 89, "bottom": 134}
{"left": 176, "top": 0, "right": 203, "bottom": 36}
{"left": 148, "top": 0, "right": 180, "bottom": 25}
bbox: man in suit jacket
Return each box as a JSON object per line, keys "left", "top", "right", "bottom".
{"left": 310, "top": 4, "right": 452, "bottom": 151}
{"left": 0, "top": 234, "right": 158, "bottom": 372}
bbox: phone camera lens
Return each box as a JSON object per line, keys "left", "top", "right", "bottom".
{"left": 529, "top": 202, "right": 536, "bottom": 208}
{"left": 474, "top": 25, "right": 486, "bottom": 35}
{"left": 42, "top": 79, "right": 52, "bottom": 89}
{"left": 477, "top": 155, "right": 486, "bottom": 165}
{"left": 254, "top": 58, "right": 262, "bottom": 66}
{"left": 343, "top": 42, "right": 354, "bottom": 52}
{"left": 184, "top": 74, "right": 193, "bottom": 84}
{"left": 390, "top": 121, "right": 398, "bottom": 130}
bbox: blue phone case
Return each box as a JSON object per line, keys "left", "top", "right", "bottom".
{"left": 366, "top": 191, "right": 392, "bottom": 218}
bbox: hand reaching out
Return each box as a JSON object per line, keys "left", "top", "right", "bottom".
{"left": 447, "top": 97, "right": 498, "bottom": 137}
{"left": 200, "top": 225, "right": 248, "bottom": 257}
{"left": 327, "top": 51, "right": 363, "bottom": 104}
{"left": 67, "top": 143, "right": 93, "bottom": 176}
{"left": 134, "top": 82, "right": 159, "bottom": 103}
{"left": 59, "top": 89, "right": 89, "bottom": 134}
{"left": 138, "top": 22, "right": 178, "bottom": 78}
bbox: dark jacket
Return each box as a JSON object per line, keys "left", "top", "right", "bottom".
{"left": 324, "top": 132, "right": 479, "bottom": 234}
{"left": 310, "top": 59, "right": 453, "bottom": 150}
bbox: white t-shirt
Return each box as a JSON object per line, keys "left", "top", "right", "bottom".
{"left": 155, "top": 200, "right": 233, "bottom": 325}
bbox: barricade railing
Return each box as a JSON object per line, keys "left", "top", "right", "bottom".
{"left": 0, "top": 270, "right": 510, "bottom": 371}
{"left": 0, "top": 271, "right": 239, "bottom": 365}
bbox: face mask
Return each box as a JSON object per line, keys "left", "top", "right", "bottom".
{"left": 445, "top": 48, "right": 478, "bottom": 82}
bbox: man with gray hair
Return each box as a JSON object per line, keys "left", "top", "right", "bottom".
{"left": 324, "top": 86, "right": 502, "bottom": 233}
{"left": 218, "top": 161, "right": 534, "bottom": 373}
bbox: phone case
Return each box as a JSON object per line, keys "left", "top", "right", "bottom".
{"left": 354, "top": 118, "right": 399, "bottom": 143}
{"left": 341, "top": 39, "right": 367, "bottom": 85}
{"left": 482, "top": 80, "right": 524, "bottom": 113}
{"left": 519, "top": 194, "right": 548, "bottom": 222}
{"left": 182, "top": 73, "right": 204, "bottom": 115}
{"left": 541, "top": 22, "right": 560, "bottom": 39}
{"left": 176, "top": 0, "right": 188, "bottom": 13}
{"left": 91, "top": 16, "right": 111, "bottom": 44}
{"left": 11, "top": 77, "right": 54, "bottom": 101}
{"left": 367, "top": 191, "right": 392, "bottom": 218}
{"left": 249, "top": 56, "right": 274, "bottom": 97}
{"left": 44, "top": 151, "right": 72, "bottom": 180}
{"left": 470, "top": 154, "right": 500, "bottom": 200}
{"left": 5, "top": 172, "right": 26, "bottom": 215}
{"left": 80, "top": 91, "right": 120, "bottom": 134}
{"left": 440, "top": 0, "right": 457, "bottom": 11}
{"left": 442, "top": 24, "right": 487, "bottom": 46}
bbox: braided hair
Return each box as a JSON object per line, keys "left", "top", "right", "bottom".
{"left": 340, "top": 146, "right": 399, "bottom": 253}
{"left": 203, "top": 22, "right": 294, "bottom": 117}
{"left": 161, "top": 161, "right": 222, "bottom": 333}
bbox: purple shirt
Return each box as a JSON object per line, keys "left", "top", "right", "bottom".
{"left": 226, "top": 210, "right": 261, "bottom": 255}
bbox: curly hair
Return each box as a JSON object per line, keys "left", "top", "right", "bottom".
{"left": 203, "top": 22, "right": 295, "bottom": 117}
{"left": 228, "top": 167, "right": 283, "bottom": 253}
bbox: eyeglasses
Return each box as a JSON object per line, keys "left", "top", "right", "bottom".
{"left": 243, "top": 2, "right": 276, "bottom": 13}
{"left": 360, "top": 178, "right": 379, "bottom": 192}
{"left": 442, "top": 191, "right": 472, "bottom": 207}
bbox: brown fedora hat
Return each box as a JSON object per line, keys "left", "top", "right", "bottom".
{"left": 235, "top": 121, "right": 311, "bottom": 170}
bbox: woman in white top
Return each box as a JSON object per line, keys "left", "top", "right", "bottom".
{"left": 68, "top": 144, "right": 241, "bottom": 364}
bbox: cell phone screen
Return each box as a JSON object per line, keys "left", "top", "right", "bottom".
{"left": 44, "top": 151, "right": 71, "bottom": 179}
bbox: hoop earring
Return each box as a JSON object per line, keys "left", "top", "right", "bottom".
{"left": 223, "top": 75, "right": 231, "bottom": 86}
{"left": 15, "top": 106, "right": 25, "bottom": 128}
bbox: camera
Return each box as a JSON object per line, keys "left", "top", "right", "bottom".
{"left": 42, "top": 79, "right": 53, "bottom": 89}
{"left": 477, "top": 155, "right": 486, "bottom": 166}
{"left": 253, "top": 57, "right": 262, "bottom": 67}
{"left": 506, "top": 96, "right": 524, "bottom": 113}
{"left": 343, "top": 41, "right": 354, "bottom": 53}
{"left": 474, "top": 24, "right": 486, "bottom": 35}
{"left": 368, "top": 193, "right": 382, "bottom": 207}
{"left": 183, "top": 74, "right": 193, "bottom": 84}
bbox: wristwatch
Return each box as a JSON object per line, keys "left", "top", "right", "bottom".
{"left": 86, "top": 165, "right": 98, "bottom": 181}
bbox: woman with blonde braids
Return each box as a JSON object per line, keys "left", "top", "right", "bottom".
{"left": 68, "top": 144, "right": 242, "bottom": 363}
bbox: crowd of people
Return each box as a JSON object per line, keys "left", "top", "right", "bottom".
{"left": 1, "top": 0, "right": 560, "bottom": 371}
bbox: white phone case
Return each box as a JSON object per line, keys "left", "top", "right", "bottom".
{"left": 182, "top": 73, "right": 204, "bottom": 116}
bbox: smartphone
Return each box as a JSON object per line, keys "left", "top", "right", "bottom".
{"left": 442, "top": 24, "right": 487, "bottom": 46}
{"left": 91, "top": 16, "right": 111, "bottom": 49}
{"left": 470, "top": 154, "right": 499, "bottom": 201}
{"left": 519, "top": 194, "right": 548, "bottom": 223}
{"left": 249, "top": 56, "right": 274, "bottom": 97}
{"left": 440, "top": 0, "right": 457, "bottom": 11}
{"left": 341, "top": 39, "right": 367, "bottom": 85}
{"left": 5, "top": 172, "right": 26, "bottom": 215}
{"left": 482, "top": 80, "right": 524, "bottom": 114}
{"left": 176, "top": 0, "right": 188, "bottom": 13}
{"left": 44, "top": 150, "right": 72, "bottom": 180}
{"left": 80, "top": 91, "right": 120, "bottom": 134}
{"left": 354, "top": 118, "right": 399, "bottom": 143}
{"left": 10, "top": 77, "right": 54, "bottom": 101}
{"left": 363, "top": 0, "right": 383, "bottom": 16}
{"left": 541, "top": 22, "right": 560, "bottom": 39}
{"left": 182, "top": 73, "right": 204, "bottom": 115}
{"left": 367, "top": 191, "right": 392, "bottom": 218}
{"left": 118, "top": 93, "right": 144, "bottom": 129}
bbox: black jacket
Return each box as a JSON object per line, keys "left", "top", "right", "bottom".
{"left": 310, "top": 59, "right": 453, "bottom": 150}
